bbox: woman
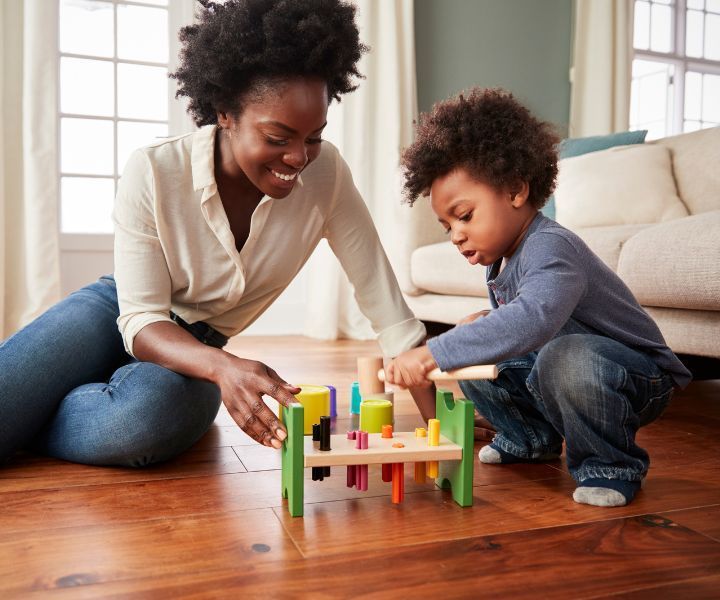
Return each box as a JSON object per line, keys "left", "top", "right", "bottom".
{"left": 0, "top": 0, "right": 425, "bottom": 466}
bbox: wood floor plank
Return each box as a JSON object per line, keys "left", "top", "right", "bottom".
{"left": 18, "top": 514, "right": 720, "bottom": 599}
{"left": 0, "top": 509, "right": 301, "bottom": 598}
{"left": 658, "top": 504, "right": 720, "bottom": 542}
{"left": 191, "top": 424, "right": 257, "bottom": 448}
{"left": 0, "top": 458, "right": 564, "bottom": 538}
{"left": 1, "top": 336, "right": 718, "bottom": 598}
{"left": 275, "top": 464, "right": 720, "bottom": 557}
{"left": 0, "top": 447, "right": 246, "bottom": 493}
{"left": 597, "top": 574, "right": 720, "bottom": 599}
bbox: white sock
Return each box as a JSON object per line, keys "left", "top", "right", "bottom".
{"left": 573, "top": 486, "right": 627, "bottom": 507}
{"left": 478, "top": 445, "right": 502, "bottom": 464}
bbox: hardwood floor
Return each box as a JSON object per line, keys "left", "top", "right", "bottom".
{"left": 1, "top": 336, "right": 719, "bottom": 599}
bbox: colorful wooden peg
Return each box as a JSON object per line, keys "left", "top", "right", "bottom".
{"left": 391, "top": 462, "right": 404, "bottom": 503}
{"left": 427, "top": 418, "right": 440, "bottom": 478}
{"left": 414, "top": 427, "right": 427, "bottom": 483}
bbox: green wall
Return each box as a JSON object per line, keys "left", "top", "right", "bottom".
{"left": 414, "top": 0, "right": 573, "bottom": 134}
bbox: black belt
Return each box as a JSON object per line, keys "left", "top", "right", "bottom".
{"left": 170, "top": 312, "right": 229, "bottom": 349}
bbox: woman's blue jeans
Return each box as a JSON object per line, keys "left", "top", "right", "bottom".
{"left": 459, "top": 334, "right": 675, "bottom": 483}
{"left": 0, "top": 276, "right": 223, "bottom": 467}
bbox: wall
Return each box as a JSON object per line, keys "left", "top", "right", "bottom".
{"left": 414, "top": 0, "right": 573, "bottom": 133}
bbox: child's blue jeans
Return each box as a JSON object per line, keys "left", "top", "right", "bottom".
{"left": 0, "top": 275, "right": 223, "bottom": 467}
{"left": 459, "top": 333, "right": 675, "bottom": 483}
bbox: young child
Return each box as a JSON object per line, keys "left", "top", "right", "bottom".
{"left": 385, "top": 88, "right": 691, "bottom": 508}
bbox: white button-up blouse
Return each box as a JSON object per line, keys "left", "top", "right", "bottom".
{"left": 113, "top": 125, "right": 425, "bottom": 358}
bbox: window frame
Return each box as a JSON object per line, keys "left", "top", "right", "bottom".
{"left": 631, "top": 0, "right": 720, "bottom": 137}
{"left": 57, "top": 0, "right": 195, "bottom": 252}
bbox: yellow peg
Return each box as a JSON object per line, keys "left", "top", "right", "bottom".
{"left": 427, "top": 418, "right": 440, "bottom": 478}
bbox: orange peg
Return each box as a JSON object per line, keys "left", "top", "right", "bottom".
{"left": 391, "top": 462, "right": 404, "bottom": 504}
{"left": 414, "top": 461, "right": 426, "bottom": 483}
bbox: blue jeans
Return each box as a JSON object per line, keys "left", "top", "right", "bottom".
{"left": 0, "top": 276, "right": 223, "bottom": 467}
{"left": 459, "top": 334, "right": 675, "bottom": 483}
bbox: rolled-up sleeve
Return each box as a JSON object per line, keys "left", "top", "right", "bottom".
{"left": 324, "top": 153, "right": 426, "bottom": 357}
{"left": 113, "top": 150, "right": 175, "bottom": 356}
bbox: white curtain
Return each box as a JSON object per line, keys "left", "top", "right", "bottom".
{"left": 569, "top": 0, "right": 634, "bottom": 137}
{"left": 1, "top": 0, "right": 61, "bottom": 339}
{"left": 303, "top": 0, "right": 417, "bottom": 341}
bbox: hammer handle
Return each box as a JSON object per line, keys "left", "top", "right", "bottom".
{"left": 378, "top": 364, "right": 498, "bottom": 382}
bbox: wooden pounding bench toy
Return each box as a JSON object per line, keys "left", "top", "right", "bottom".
{"left": 280, "top": 357, "right": 498, "bottom": 517}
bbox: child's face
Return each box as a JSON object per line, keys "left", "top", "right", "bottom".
{"left": 430, "top": 168, "right": 535, "bottom": 267}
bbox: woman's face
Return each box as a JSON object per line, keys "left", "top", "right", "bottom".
{"left": 216, "top": 77, "right": 329, "bottom": 199}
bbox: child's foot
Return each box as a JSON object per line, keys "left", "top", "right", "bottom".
{"left": 573, "top": 478, "right": 641, "bottom": 507}
{"left": 478, "top": 443, "right": 561, "bottom": 464}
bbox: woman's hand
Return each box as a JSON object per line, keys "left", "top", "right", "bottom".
{"left": 457, "top": 309, "right": 491, "bottom": 326}
{"left": 212, "top": 355, "right": 301, "bottom": 448}
{"left": 384, "top": 345, "right": 438, "bottom": 389}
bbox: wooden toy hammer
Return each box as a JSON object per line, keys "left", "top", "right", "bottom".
{"left": 357, "top": 357, "right": 498, "bottom": 395}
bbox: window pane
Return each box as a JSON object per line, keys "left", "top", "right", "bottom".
{"left": 686, "top": 10, "right": 705, "bottom": 57}
{"left": 630, "top": 60, "right": 672, "bottom": 138}
{"left": 650, "top": 3, "right": 673, "bottom": 52}
{"left": 707, "top": 0, "right": 720, "bottom": 12}
{"left": 634, "top": 1, "right": 651, "bottom": 49}
{"left": 646, "top": 120, "right": 669, "bottom": 139}
{"left": 706, "top": 14, "right": 720, "bottom": 59}
{"left": 687, "top": 0, "right": 704, "bottom": 9}
{"left": 117, "top": 4, "right": 168, "bottom": 63}
{"left": 61, "top": 177, "right": 115, "bottom": 234}
{"left": 702, "top": 73, "right": 720, "bottom": 122}
{"left": 59, "top": 0, "right": 113, "bottom": 58}
{"left": 684, "top": 120, "right": 702, "bottom": 131}
{"left": 117, "top": 64, "right": 168, "bottom": 120}
{"left": 117, "top": 121, "right": 168, "bottom": 174}
{"left": 61, "top": 118, "right": 114, "bottom": 175}
{"left": 685, "top": 71, "right": 702, "bottom": 120}
{"left": 136, "top": 0, "right": 168, "bottom": 5}
{"left": 60, "top": 57, "right": 114, "bottom": 117}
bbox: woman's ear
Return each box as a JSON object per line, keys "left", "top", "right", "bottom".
{"left": 217, "top": 110, "right": 231, "bottom": 130}
{"left": 511, "top": 181, "right": 530, "bottom": 207}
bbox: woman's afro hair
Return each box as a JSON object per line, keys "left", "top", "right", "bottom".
{"left": 171, "top": 0, "right": 368, "bottom": 126}
{"left": 402, "top": 88, "right": 560, "bottom": 208}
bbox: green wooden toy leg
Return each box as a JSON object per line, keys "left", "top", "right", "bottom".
{"left": 281, "top": 404, "right": 305, "bottom": 517}
{"left": 435, "top": 389, "right": 474, "bottom": 507}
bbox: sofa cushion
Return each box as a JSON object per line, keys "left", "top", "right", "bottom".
{"left": 555, "top": 144, "right": 689, "bottom": 228}
{"left": 573, "top": 224, "right": 653, "bottom": 271}
{"left": 410, "top": 241, "right": 488, "bottom": 297}
{"left": 653, "top": 126, "right": 720, "bottom": 216}
{"left": 405, "top": 292, "right": 492, "bottom": 325}
{"left": 617, "top": 211, "right": 720, "bottom": 311}
{"left": 542, "top": 130, "right": 647, "bottom": 220}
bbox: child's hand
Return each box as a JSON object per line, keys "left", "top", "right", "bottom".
{"left": 457, "top": 309, "right": 491, "bottom": 326}
{"left": 385, "top": 346, "right": 438, "bottom": 389}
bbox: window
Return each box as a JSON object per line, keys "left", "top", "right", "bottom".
{"left": 58, "top": 0, "right": 193, "bottom": 238}
{"left": 631, "top": 0, "right": 720, "bottom": 139}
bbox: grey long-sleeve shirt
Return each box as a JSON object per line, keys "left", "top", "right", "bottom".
{"left": 427, "top": 214, "right": 692, "bottom": 388}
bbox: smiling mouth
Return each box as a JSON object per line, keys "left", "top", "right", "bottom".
{"left": 270, "top": 169, "right": 299, "bottom": 182}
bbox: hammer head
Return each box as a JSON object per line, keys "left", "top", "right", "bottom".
{"left": 357, "top": 356, "right": 385, "bottom": 396}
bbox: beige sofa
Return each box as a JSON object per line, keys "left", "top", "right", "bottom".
{"left": 394, "top": 127, "right": 720, "bottom": 359}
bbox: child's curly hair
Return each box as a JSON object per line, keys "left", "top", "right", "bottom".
{"left": 171, "top": 0, "right": 368, "bottom": 127}
{"left": 402, "top": 88, "right": 560, "bottom": 208}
